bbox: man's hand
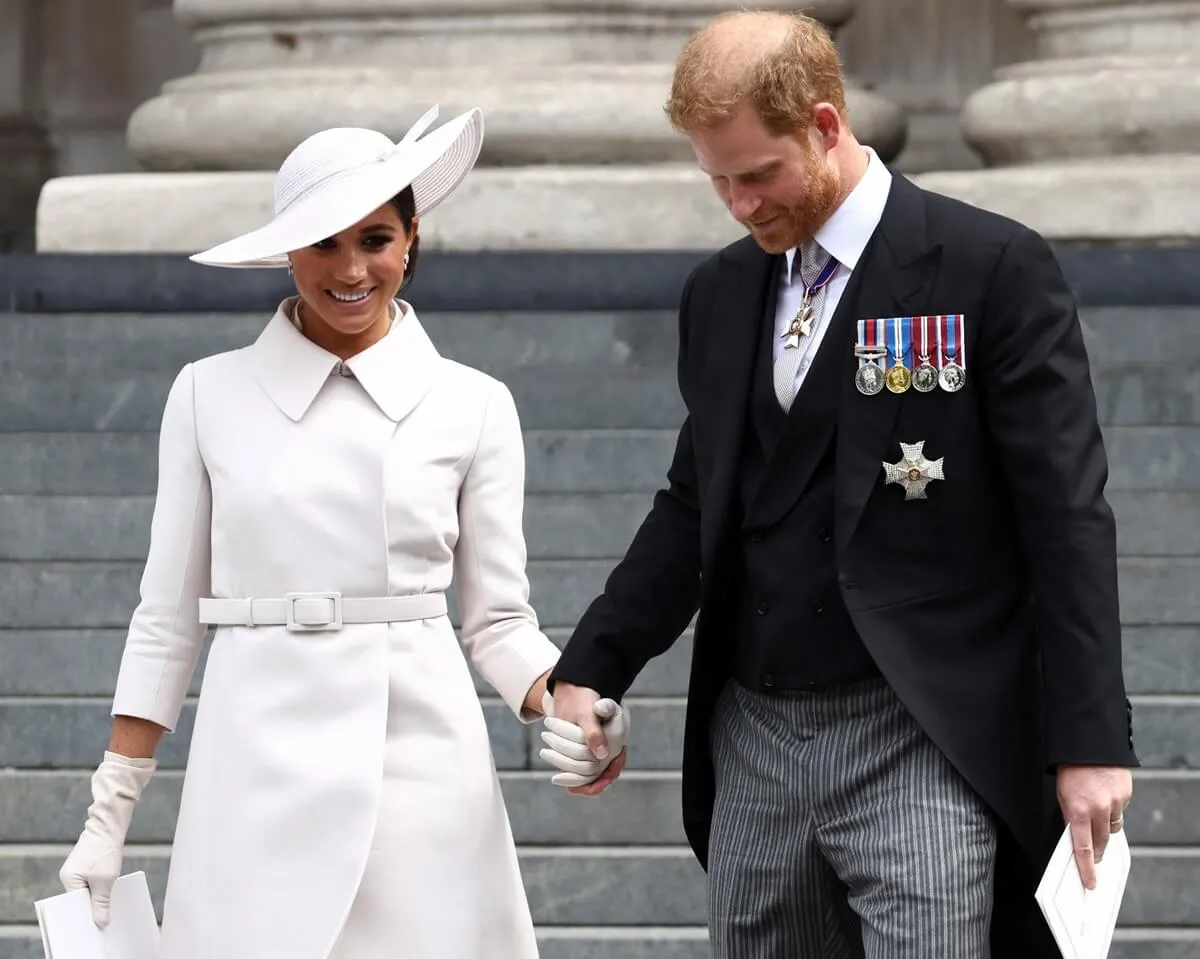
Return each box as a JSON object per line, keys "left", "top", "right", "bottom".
{"left": 550, "top": 682, "right": 607, "bottom": 759}
{"left": 539, "top": 682, "right": 629, "bottom": 795}
{"left": 1056, "top": 764, "right": 1133, "bottom": 889}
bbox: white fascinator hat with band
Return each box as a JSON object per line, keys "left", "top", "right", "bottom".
{"left": 190, "top": 105, "right": 483, "bottom": 269}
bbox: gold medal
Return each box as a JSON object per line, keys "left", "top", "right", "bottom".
{"left": 884, "top": 317, "right": 911, "bottom": 393}
{"left": 885, "top": 363, "right": 912, "bottom": 393}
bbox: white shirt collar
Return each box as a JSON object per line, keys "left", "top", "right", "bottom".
{"left": 250, "top": 297, "right": 439, "bottom": 422}
{"left": 783, "top": 145, "right": 892, "bottom": 283}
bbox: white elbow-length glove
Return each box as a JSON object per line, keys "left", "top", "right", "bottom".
{"left": 538, "top": 693, "right": 631, "bottom": 788}
{"left": 59, "top": 751, "right": 156, "bottom": 927}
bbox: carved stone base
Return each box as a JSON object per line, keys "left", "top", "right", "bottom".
{"left": 36, "top": 166, "right": 747, "bottom": 253}
{"left": 913, "top": 156, "right": 1200, "bottom": 243}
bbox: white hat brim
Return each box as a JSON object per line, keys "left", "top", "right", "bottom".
{"left": 190, "top": 108, "right": 483, "bottom": 269}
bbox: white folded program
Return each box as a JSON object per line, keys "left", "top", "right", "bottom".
{"left": 1035, "top": 824, "right": 1131, "bottom": 959}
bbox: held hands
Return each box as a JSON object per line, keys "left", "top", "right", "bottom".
{"left": 538, "top": 684, "right": 629, "bottom": 795}
{"left": 59, "top": 752, "right": 156, "bottom": 927}
{"left": 1056, "top": 763, "right": 1134, "bottom": 890}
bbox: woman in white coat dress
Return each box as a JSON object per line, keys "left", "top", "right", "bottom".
{"left": 56, "top": 106, "right": 619, "bottom": 959}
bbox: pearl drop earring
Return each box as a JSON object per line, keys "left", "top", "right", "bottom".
{"left": 403, "top": 253, "right": 410, "bottom": 268}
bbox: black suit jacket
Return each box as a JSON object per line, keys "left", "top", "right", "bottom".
{"left": 550, "top": 174, "right": 1137, "bottom": 947}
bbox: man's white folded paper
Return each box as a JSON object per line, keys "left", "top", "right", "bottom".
{"left": 1035, "top": 825, "right": 1131, "bottom": 959}
{"left": 35, "top": 871, "right": 159, "bottom": 959}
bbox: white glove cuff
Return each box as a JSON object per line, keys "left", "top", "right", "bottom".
{"left": 88, "top": 752, "right": 157, "bottom": 837}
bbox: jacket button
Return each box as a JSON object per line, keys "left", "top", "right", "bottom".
{"left": 763, "top": 674, "right": 775, "bottom": 688}
{"left": 813, "top": 604, "right": 825, "bottom": 615}
{"left": 749, "top": 532, "right": 763, "bottom": 543}
{"left": 818, "top": 527, "right": 832, "bottom": 542}
{"left": 756, "top": 602, "right": 770, "bottom": 616}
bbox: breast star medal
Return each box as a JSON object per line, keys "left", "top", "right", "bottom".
{"left": 882, "top": 441, "right": 944, "bottom": 500}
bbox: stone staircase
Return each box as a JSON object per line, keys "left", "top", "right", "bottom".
{"left": 0, "top": 300, "right": 1197, "bottom": 958}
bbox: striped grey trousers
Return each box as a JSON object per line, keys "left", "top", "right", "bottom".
{"left": 708, "top": 677, "right": 998, "bottom": 958}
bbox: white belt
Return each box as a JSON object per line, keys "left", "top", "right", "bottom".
{"left": 198, "top": 591, "right": 447, "bottom": 632}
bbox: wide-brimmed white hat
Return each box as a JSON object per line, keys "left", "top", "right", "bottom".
{"left": 190, "top": 105, "right": 483, "bottom": 269}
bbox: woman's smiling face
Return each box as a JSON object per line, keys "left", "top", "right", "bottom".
{"left": 288, "top": 200, "right": 417, "bottom": 355}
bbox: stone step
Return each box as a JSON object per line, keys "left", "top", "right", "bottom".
{"left": 0, "top": 558, "right": 616, "bottom": 630}
{"left": 1, "top": 307, "right": 1198, "bottom": 432}
{"left": 4, "top": 305, "right": 1191, "bottom": 379}
{"left": 0, "top": 928, "right": 1197, "bottom": 959}
{"left": 1, "top": 427, "right": 1197, "bottom": 497}
{"left": 0, "top": 625, "right": 698, "bottom": 698}
{"left": 0, "top": 430, "right": 673, "bottom": 495}
{"left": 0, "top": 311, "right": 680, "bottom": 377}
{"left": 0, "top": 845, "right": 1197, "bottom": 927}
{"left": 1, "top": 624, "right": 1196, "bottom": 701}
{"left": 1078, "top": 308, "right": 1200, "bottom": 364}
{"left": 0, "top": 366, "right": 689, "bottom": 432}
{"left": 0, "top": 492, "right": 655, "bottom": 562}
{"left": 4, "top": 360, "right": 1197, "bottom": 431}
{"left": 0, "top": 694, "right": 1194, "bottom": 773}
{"left": 2, "top": 769, "right": 1197, "bottom": 847}
{"left": 2, "top": 488, "right": 1195, "bottom": 562}
{"left": 1092, "top": 364, "right": 1200, "bottom": 427}
{"left": 2, "top": 555, "right": 1197, "bottom": 633}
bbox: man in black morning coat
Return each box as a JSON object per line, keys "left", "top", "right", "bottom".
{"left": 545, "top": 10, "right": 1137, "bottom": 958}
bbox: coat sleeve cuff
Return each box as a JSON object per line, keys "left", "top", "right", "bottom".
{"left": 111, "top": 658, "right": 191, "bottom": 732}
{"left": 472, "top": 624, "right": 561, "bottom": 723}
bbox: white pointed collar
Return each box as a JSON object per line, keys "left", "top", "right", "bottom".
{"left": 782, "top": 145, "right": 892, "bottom": 283}
{"left": 250, "top": 297, "right": 439, "bottom": 422}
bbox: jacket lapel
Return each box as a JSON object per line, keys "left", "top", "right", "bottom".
{"left": 698, "top": 238, "right": 778, "bottom": 575}
{"left": 834, "top": 176, "right": 943, "bottom": 555}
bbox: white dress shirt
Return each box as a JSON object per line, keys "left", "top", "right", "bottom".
{"left": 773, "top": 147, "right": 893, "bottom": 394}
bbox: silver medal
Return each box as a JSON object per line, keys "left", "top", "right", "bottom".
{"left": 913, "top": 362, "right": 938, "bottom": 392}
{"left": 855, "top": 361, "right": 885, "bottom": 395}
{"left": 939, "top": 362, "right": 966, "bottom": 392}
{"left": 911, "top": 317, "right": 938, "bottom": 393}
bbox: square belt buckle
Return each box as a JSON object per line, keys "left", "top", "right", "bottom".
{"left": 284, "top": 591, "right": 343, "bottom": 632}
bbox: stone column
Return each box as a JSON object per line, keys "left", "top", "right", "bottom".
{"left": 809, "top": 0, "right": 908, "bottom": 165}
{"left": 0, "top": 0, "right": 54, "bottom": 251}
{"left": 914, "top": 0, "right": 1200, "bottom": 242}
{"left": 36, "top": 0, "right": 908, "bottom": 253}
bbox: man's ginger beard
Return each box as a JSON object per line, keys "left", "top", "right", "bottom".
{"left": 744, "top": 138, "right": 843, "bottom": 255}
